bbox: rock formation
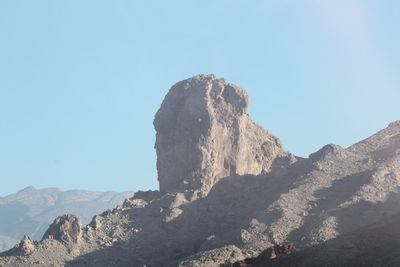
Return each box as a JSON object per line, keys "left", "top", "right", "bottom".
{"left": 154, "top": 74, "right": 287, "bottom": 196}
{"left": 0, "top": 75, "right": 399, "bottom": 267}
{"left": 2, "top": 236, "right": 37, "bottom": 257}
{"left": 0, "top": 186, "right": 134, "bottom": 252}
{"left": 42, "top": 215, "right": 82, "bottom": 246}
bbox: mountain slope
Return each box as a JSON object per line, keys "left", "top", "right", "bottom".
{"left": 0, "top": 187, "right": 134, "bottom": 252}
{"left": 0, "top": 74, "right": 399, "bottom": 267}
{"left": 261, "top": 212, "right": 400, "bottom": 267}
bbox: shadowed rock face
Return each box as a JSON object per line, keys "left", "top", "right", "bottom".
{"left": 154, "top": 74, "right": 285, "bottom": 196}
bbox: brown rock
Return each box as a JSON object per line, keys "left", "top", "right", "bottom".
{"left": 42, "top": 214, "right": 82, "bottom": 245}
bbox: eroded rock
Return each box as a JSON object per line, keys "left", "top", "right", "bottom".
{"left": 154, "top": 74, "right": 285, "bottom": 196}
{"left": 4, "top": 236, "right": 37, "bottom": 256}
{"left": 42, "top": 214, "right": 82, "bottom": 245}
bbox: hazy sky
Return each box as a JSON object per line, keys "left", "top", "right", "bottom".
{"left": 0, "top": 1, "right": 399, "bottom": 196}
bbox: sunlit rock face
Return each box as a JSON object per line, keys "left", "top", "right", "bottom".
{"left": 154, "top": 74, "right": 285, "bottom": 196}
{"left": 42, "top": 214, "right": 82, "bottom": 246}
{"left": 4, "top": 236, "right": 36, "bottom": 257}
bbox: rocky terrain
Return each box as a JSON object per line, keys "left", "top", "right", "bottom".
{"left": 0, "top": 74, "right": 399, "bottom": 266}
{"left": 0, "top": 187, "right": 134, "bottom": 252}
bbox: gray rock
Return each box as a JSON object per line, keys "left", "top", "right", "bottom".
{"left": 154, "top": 74, "right": 285, "bottom": 197}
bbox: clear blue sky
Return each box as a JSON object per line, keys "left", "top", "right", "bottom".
{"left": 0, "top": 1, "right": 399, "bottom": 196}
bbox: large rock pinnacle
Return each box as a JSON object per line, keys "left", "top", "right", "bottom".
{"left": 154, "top": 74, "right": 285, "bottom": 196}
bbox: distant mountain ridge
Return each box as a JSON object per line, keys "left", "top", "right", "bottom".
{"left": 0, "top": 186, "right": 134, "bottom": 252}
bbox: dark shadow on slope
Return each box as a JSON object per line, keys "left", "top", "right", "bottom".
{"left": 267, "top": 192, "right": 400, "bottom": 267}
{"left": 286, "top": 170, "right": 374, "bottom": 248}
{"left": 65, "top": 158, "right": 310, "bottom": 267}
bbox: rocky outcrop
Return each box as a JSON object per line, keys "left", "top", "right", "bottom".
{"left": 0, "top": 186, "right": 134, "bottom": 252}
{"left": 15, "top": 236, "right": 36, "bottom": 256}
{"left": 42, "top": 215, "right": 81, "bottom": 246}
{"left": 154, "top": 74, "right": 286, "bottom": 196}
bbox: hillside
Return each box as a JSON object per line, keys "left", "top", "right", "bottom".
{"left": 0, "top": 74, "right": 399, "bottom": 267}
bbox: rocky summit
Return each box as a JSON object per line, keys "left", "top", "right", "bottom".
{"left": 0, "top": 74, "right": 399, "bottom": 267}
